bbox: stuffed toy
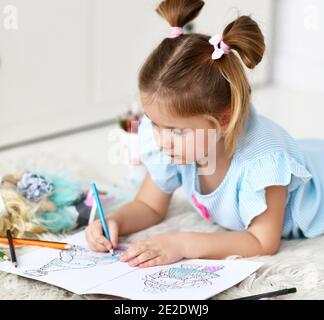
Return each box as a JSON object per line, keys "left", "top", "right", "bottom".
{"left": 0, "top": 169, "right": 100, "bottom": 238}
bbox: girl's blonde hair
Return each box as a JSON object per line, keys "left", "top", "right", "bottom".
{"left": 139, "top": 0, "right": 265, "bottom": 158}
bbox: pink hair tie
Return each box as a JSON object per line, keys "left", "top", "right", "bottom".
{"left": 168, "top": 26, "right": 183, "bottom": 38}
{"left": 209, "top": 34, "right": 231, "bottom": 60}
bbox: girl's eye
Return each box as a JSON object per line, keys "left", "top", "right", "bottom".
{"left": 151, "top": 122, "right": 189, "bottom": 137}
{"left": 172, "top": 128, "right": 193, "bottom": 136}
{"left": 172, "top": 128, "right": 183, "bottom": 136}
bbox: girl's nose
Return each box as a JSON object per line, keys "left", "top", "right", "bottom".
{"left": 157, "top": 130, "right": 174, "bottom": 150}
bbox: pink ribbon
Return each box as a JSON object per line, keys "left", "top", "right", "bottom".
{"left": 168, "top": 27, "right": 183, "bottom": 38}
{"left": 84, "top": 189, "right": 94, "bottom": 207}
{"left": 84, "top": 189, "right": 111, "bottom": 207}
{"left": 209, "top": 34, "right": 231, "bottom": 60}
{"left": 191, "top": 194, "right": 211, "bottom": 223}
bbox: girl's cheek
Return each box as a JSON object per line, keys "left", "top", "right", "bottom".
{"left": 153, "top": 128, "right": 173, "bottom": 150}
{"left": 171, "top": 138, "right": 184, "bottom": 158}
{"left": 152, "top": 127, "right": 160, "bottom": 146}
{"left": 184, "top": 136, "right": 196, "bottom": 162}
{"left": 193, "top": 131, "right": 208, "bottom": 161}
{"left": 173, "top": 135, "right": 195, "bottom": 163}
{"left": 174, "top": 132, "right": 205, "bottom": 164}
{"left": 203, "top": 128, "right": 219, "bottom": 153}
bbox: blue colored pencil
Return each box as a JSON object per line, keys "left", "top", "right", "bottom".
{"left": 91, "top": 183, "right": 114, "bottom": 255}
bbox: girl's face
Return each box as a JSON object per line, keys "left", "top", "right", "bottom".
{"left": 142, "top": 104, "right": 224, "bottom": 166}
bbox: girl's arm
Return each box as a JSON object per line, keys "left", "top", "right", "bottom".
{"left": 180, "top": 185, "right": 287, "bottom": 259}
{"left": 119, "top": 185, "right": 287, "bottom": 267}
{"left": 109, "top": 173, "right": 172, "bottom": 236}
{"left": 86, "top": 173, "right": 173, "bottom": 252}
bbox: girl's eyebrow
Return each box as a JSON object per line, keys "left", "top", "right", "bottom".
{"left": 143, "top": 112, "right": 178, "bottom": 129}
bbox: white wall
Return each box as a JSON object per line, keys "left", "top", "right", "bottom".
{"left": 273, "top": 0, "right": 324, "bottom": 93}
{"left": 253, "top": 0, "right": 324, "bottom": 140}
{"left": 0, "top": 0, "right": 274, "bottom": 148}
{"left": 0, "top": 0, "right": 165, "bottom": 147}
{"left": 195, "top": 0, "right": 274, "bottom": 86}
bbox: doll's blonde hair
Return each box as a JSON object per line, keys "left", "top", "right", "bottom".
{"left": 0, "top": 188, "right": 46, "bottom": 238}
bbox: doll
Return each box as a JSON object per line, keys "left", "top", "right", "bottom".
{"left": 0, "top": 170, "right": 100, "bottom": 238}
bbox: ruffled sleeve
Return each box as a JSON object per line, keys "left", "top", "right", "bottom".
{"left": 238, "top": 151, "right": 312, "bottom": 229}
{"left": 138, "top": 115, "right": 182, "bottom": 193}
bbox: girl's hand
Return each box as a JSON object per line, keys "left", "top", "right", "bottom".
{"left": 119, "top": 233, "right": 185, "bottom": 268}
{"left": 85, "top": 217, "right": 119, "bottom": 252}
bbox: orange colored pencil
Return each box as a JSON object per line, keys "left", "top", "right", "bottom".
{"left": 0, "top": 237, "right": 72, "bottom": 250}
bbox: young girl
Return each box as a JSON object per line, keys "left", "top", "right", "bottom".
{"left": 86, "top": 0, "right": 324, "bottom": 268}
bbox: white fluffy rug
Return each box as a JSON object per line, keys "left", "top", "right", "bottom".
{"left": 1, "top": 145, "right": 324, "bottom": 300}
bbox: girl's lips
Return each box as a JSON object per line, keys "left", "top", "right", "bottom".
{"left": 165, "top": 151, "right": 180, "bottom": 159}
{"left": 170, "top": 153, "right": 178, "bottom": 158}
{"left": 165, "top": 151, "right": 175, "bottom": 157}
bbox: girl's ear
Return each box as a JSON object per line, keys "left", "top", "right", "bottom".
{"left": 220, "top": 111, "right": 231, "bottom": 126}
{"left": 202, "top": 114, "right": 224, "bottom": 141}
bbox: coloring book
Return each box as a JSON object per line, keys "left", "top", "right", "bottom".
{"left": 0, "top": 231, "right": 263, "bottom": 299}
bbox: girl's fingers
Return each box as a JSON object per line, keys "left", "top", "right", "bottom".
{"left": 95, "top": 234, "right": 110, "bottom": 246}
{"left": 87, "top": 234, "right": 108, "bottom": 252}
{"left": 120, "top": 243, "right": 146, "bottom": 262}
{"left": 85, "top": 218, "right": 120, "bottom": 252}
{"left": 85, "top": 235, "right": 102, "bottom": 252}
{"left": 106, "top": 220, "right": 119, "bottom": 249}
{"left": 92, "top": 219, "right": 104, "bottom": 236}
{"left": 127, "top": 250, "right": 157, "bottom": 267}
{"left": 85, "top": 222, "right": 110, "bottom": 252}
{"left": 85, "top": 220, "right": 103, "bottom": 242}
{"left": 85, "top": 226, "right": 95, "bottom": 246}
{"left": 138, "top": 256, "right": 162, "bottom": 268}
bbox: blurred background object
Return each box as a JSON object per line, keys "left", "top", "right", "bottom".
{"left": 0, "top": 0, "right": 323, "bottom": 164}
{"left": 253, "top": 0, "right": 324, "bottom": 139}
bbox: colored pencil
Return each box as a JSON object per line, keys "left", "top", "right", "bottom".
{"left": 0, "top": 237, "right": 72, "bottom": 250}
{"left": 91, "top": 183, "right": 114, "bottom": 255}
{"left": 6, "top": 230, "right": 17, "bottom": 268}
{"left": 234, "top": 287, "right": 297, "bottom": 300}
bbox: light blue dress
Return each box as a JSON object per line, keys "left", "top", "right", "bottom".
{"left": 138, "top": 105, "right": 324, "bottom": 239}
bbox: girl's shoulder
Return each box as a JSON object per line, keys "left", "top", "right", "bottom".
{"left": 235, "top": 104, "right": 304, "bottom": 165}
{"left": 235, "top": 104, "right": 312, "bottom": 194}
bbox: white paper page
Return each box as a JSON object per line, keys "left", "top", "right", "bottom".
{"left": 86, "top": 259, "right": 263, "bottom": 300}
{"left": 0, "top": 231, "right": 263, "bottom": 299}
{"left": 0, "top": 231, "right": 136, "bottom": 294}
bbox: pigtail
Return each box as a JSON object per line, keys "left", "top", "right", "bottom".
{"left": 217, "top": 16, "right": 265, "bottom": 157}
{"left": 222, "top": 15, "right": 265, "bottom": 69}
{"left": 156, "top": 0, "right": 204, "bottom": 27}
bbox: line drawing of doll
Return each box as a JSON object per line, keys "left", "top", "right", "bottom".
{"left": 23, "top": 244, "right": 128, "bottom": 277}
{"left": 142, "top": 264, "right": 224, "bottom": 293}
